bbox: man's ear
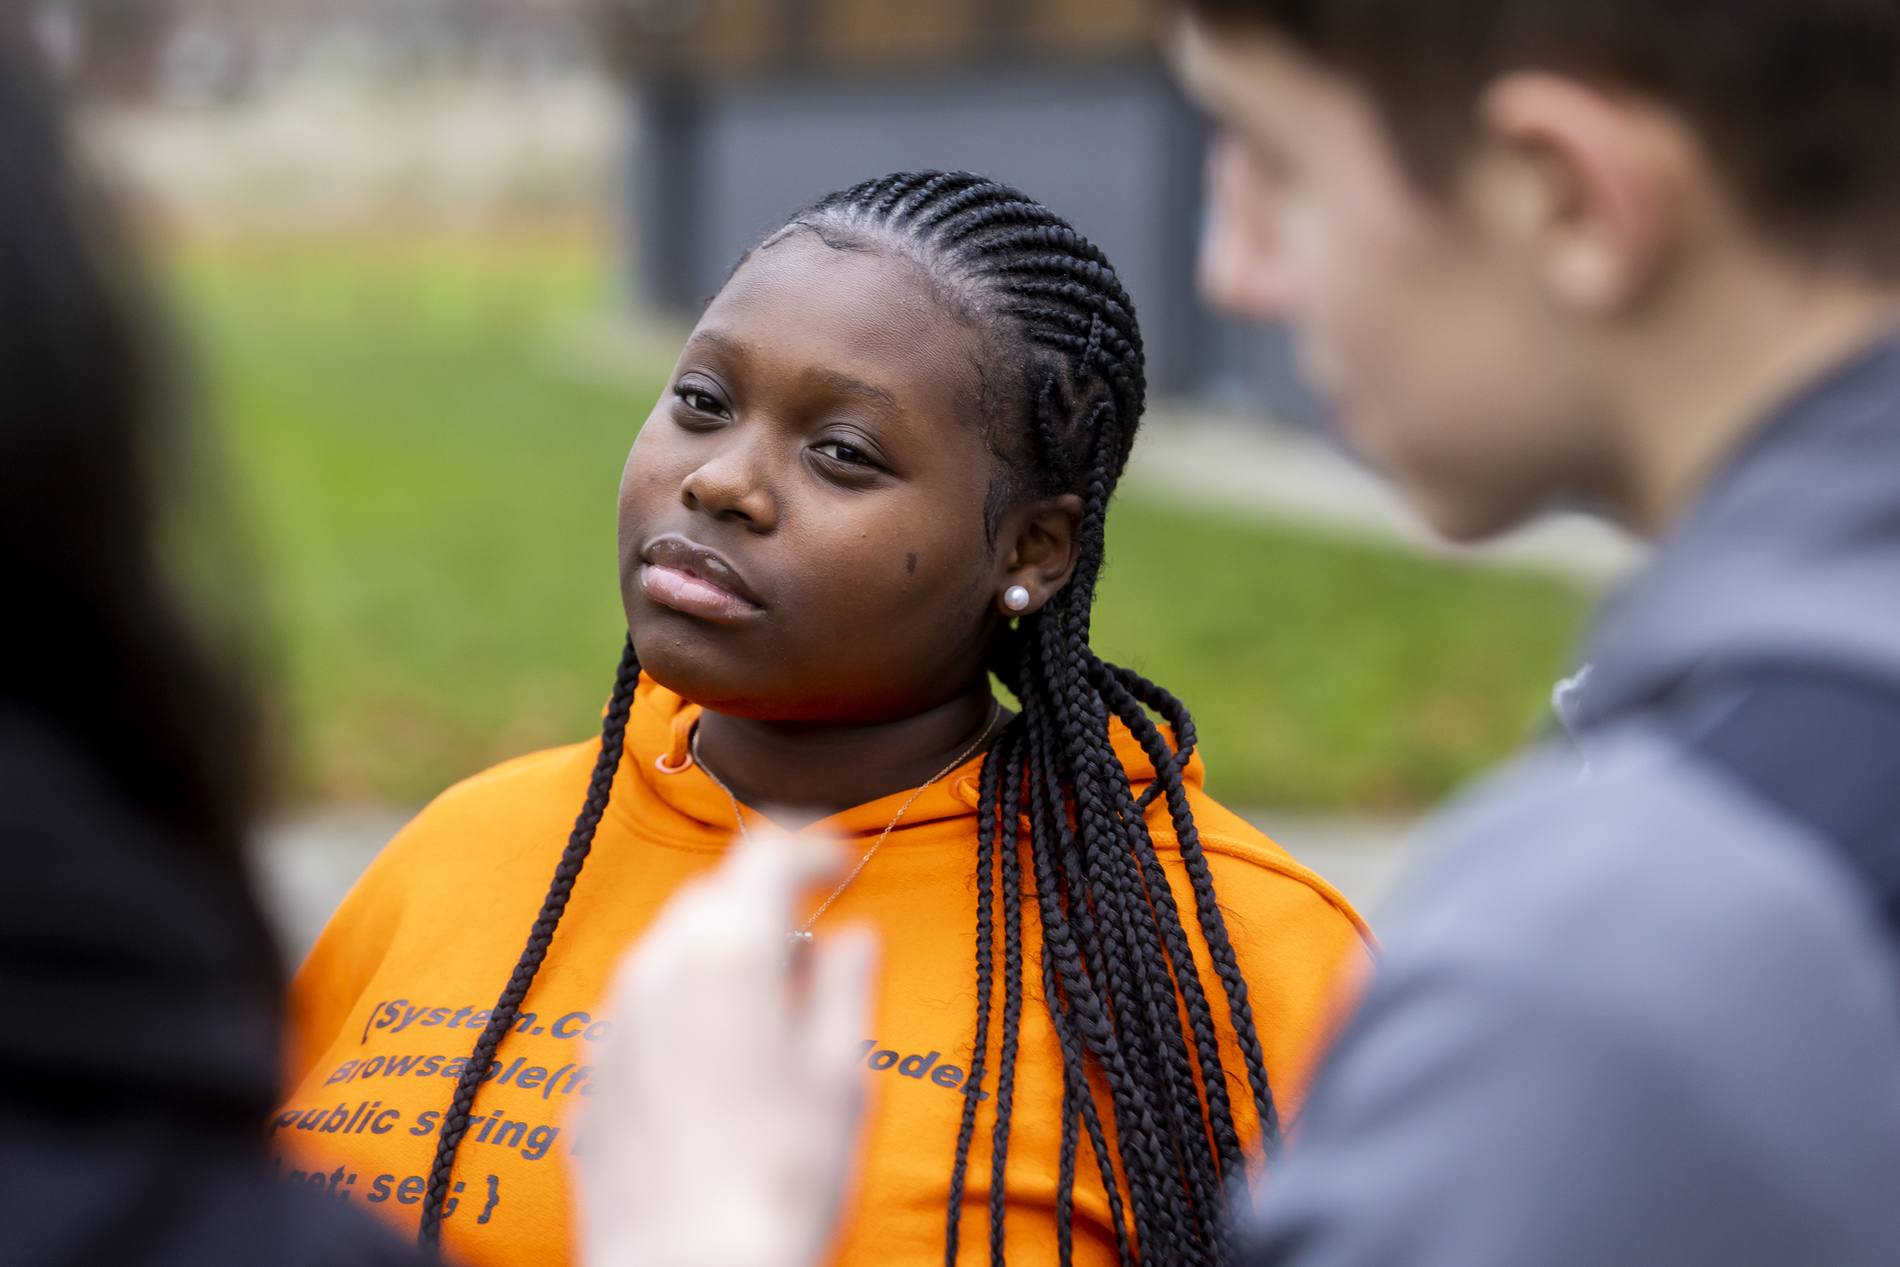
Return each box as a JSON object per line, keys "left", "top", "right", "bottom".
{"left": 1470, "top": 71, "right": 1695, "bottom": 314}
{"left": 993, "top": 493, "right": 1084, "bottom": 616}
{"left": 1200, "top": 133, "right": 1299, "bottom": 322}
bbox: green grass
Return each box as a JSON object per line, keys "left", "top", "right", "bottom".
{"left": 1092, "top": 501, "right": 1586, "bottom": 810}
{"left": 169, "top": 231, "right": 1588, "bottom": 813}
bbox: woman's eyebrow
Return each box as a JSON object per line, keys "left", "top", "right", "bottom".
{"left": 808, "top": 367, "right": 903, "bottom": 418}
{"left": 686, "top": 328, "right": 749, "bottom": 358}
{"left": 687, "top": 327, "right": 903, "bottom": 418}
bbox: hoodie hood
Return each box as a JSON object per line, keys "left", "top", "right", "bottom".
{"left": 617, "top": 675, "right": 1206, "bottom": 842}
{"left": 1567, "top": 329, "right": 1900, "bottom": 735}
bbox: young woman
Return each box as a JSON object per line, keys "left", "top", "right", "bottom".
{"left": 273, "top": 171, "right": 1370, "bottom": 1267}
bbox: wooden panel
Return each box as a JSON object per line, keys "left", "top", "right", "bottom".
{"left": 817, "top": 0, "right": 981, "bottom": 68}
{"left": 696, "top": 0, "right": 779, "bottom": 74}
{"left": 1022, "top": 0, "right": 1153, "bottom": 56}
{"left": 602, "top": 0, "right": 1154, "bottom": 80}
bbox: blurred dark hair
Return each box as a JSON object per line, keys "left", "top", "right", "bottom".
{"left": 0, "top": 34, "right": 275, "bottom": 965}
{"left": 1178, "top": 0, "right": 1900, "bottom": 276}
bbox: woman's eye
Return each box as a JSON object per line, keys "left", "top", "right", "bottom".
{"left": 674, "top": 385, "right": 725, "bottom": 415}
{"left": 813, "top": 440, "right": 877, "bottom": 468}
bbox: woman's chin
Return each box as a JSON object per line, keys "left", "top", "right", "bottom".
{"left": 630, "top": 644, "right": 788, "bottom": 720}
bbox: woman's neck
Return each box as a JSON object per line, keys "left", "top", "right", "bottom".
{"left": 693, "top": 686, "right": 1001, "bottom": 829}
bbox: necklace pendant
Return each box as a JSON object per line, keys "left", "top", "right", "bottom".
{"left": 699, "top": 701, "right": 1001, "bottom": 964}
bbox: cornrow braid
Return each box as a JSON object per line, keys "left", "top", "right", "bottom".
{"left": 417, "top": 639, "right": 641, "bottom": 1249}
{"left": 784, "top": 172, "right": 1277, "bottom": 1264}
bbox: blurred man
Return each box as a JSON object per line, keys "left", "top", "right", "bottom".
{"left": 1168, "top": 1, "right": 1900, "bottom": 1263}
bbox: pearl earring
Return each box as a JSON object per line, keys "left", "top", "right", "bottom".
{"left": 1003, "top": 585, "right": 1031, "bottom": 613}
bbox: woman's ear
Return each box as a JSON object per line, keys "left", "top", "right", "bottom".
{"left": 995, "top": 493, "right": 1084, "bottom": 616}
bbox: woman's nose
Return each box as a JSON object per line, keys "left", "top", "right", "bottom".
{"left": 680, "top": 437, "right": 777, "bottom": 531}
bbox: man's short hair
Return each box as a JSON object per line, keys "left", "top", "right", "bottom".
{"left": 1180, "top": 0, "right": 1900, "bottom": 277}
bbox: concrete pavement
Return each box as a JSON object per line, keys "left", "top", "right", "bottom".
{"left": 1130, "top": 408, "right": 1645, "bottom": 587}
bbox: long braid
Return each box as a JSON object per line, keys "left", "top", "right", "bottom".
{"left": 1042, "top": 414, "right": 1228, "bottom": 1254}
{"left": 417, "top": 639, "right": 641, "bottom": 1249}
{"left": 1041, "top": 610, "right": 1203, "bottom": 1264}
{"left": 1099, "top": 662, "right": 1281, "bottom": 1152}
{"left": 1005, "top": 645, "right": 1132, "bottom": 1262}
{"left": 1057, "top": 608, "right": 1248, "bottom": 1204}
{"left": 945, "top": 725, "right": 1011, "bottom": 1266}
{"left": 787, "top": 173, "right": 1278, "bottom": 1263}
{"left": 987, "top": 739, "right": 1029, "bottom": 1264}
{"left": 1027, "top": 608, "right": 1181, "bottom": 1258}
{"left": 1022, "top": 676, "right": 1146, "bottom": 1263}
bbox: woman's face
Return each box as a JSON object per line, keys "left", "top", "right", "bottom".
{"left": 618, "top": 230, "right": 1015, "bottom": 724}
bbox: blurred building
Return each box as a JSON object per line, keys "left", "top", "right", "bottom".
{"left": 23, "top": 0, "right": 1315, "bottom": 419}
{"left": 28, "top": 0, "right": 593, "bottom": 103}
{"left": 603, "top": 0, "right": 1318, "bottom": 420}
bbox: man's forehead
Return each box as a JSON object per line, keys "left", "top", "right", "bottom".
{"left": 1168, "top": 13, "right": 1361, "bottom": 135}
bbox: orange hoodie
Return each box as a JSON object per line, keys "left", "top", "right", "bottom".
{"left": 273, "top": 677, "right": 1371, "bottom": 1267}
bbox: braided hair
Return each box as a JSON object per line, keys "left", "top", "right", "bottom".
{"left": 416, "top": 639, "right": 640, "bottom": 1247}
{"left": 418, "top": 173, "right": 1278, "bottom": 1263}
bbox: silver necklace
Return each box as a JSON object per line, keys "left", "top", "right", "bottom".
{"left": 689, "top": 701, "right": 1004, "bottom": 943}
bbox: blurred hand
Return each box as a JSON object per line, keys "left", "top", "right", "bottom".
{"left": 574, "top": 830, "right": 878, "bottom": 1267}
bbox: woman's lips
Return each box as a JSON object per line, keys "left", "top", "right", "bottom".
{"left": 636, "top": 533, "right": 767, "bottom": 625}
{"left": 639, "top": 562, "right": 765, "bottom": 625}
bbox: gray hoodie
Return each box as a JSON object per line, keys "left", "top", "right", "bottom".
{"left": 1241, "top": 334, "right": 1900, "bottom": 1266}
